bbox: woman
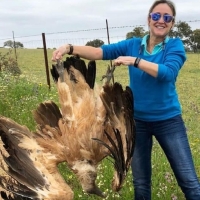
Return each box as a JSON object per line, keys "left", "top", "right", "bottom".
{"left": 52, "top": 1, "right": 200, "bottom": 199}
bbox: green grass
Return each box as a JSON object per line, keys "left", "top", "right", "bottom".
{"left": 0, "top": 48, "right": 200, "bottom": 199}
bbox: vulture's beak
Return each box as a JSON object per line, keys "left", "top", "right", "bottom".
{"left": 83, "top": 183, "right": 106, "bottom": 198}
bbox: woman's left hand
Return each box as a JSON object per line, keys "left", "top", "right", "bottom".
{"left": 113, "top": 56, "right": 135, "bottom": 66}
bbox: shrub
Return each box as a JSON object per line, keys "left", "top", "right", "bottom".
{"left": 0, "top": 49, "right": 21, "bottom": 75}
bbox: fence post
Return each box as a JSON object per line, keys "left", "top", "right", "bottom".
{"left": 106, "top": 19, "right": 113, "bottom": 68}
{"left": 12, "top": 31, "right": 18, "bottom": 62}
{"left": 42, "top": 33, "right": 51, "bottom": 89}
{"left": 106, "top": 19, "right": 115, "bottom": 83}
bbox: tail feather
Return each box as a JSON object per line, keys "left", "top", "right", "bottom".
{"left": 0, "top": 190, "right": 33, "bottom": 200}
{"left": 123, "top": 86, "right": 135, "bottom": 169}
{"left": 33, "top": 101, "right": 62, "bottom": 128}
{"left": 32, "top": 101, "right": 68, "bottom": 158}
{"left": 98, "top": 81, "right": 136, "bottom": 191}
{"left": 100, "top": 82, "right": 124, "bottom": 128}
{"left": 0, "top": 119, "right": 47, "bottom": 188}
{"left": 0, "top": 117, "right": 49, "bottom": 199}
{"left": 92, "top": 128, "right": 125, "bottom": 173}
{"left": 50, "top": 64, "right": 59, "bottom": 82}
{"left": 0, "top": 177, "right": 39, "bottom": 199}
{"left": 52, "top": 56, "right": 96, "bottom": 89}
{"left": 64, "top": 55, "right": 87, "bottom": 80}
{"left": 86, "top": 60, "right": 96, "bottom": 89}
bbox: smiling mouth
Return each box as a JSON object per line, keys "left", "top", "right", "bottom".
{"left": 155, "top": 26, "right": 166, "bottom": 29}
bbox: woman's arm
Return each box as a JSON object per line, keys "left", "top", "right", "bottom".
{"left": 114, "top": 56, "right": 159, "bottom": 78}
{"left": 52, "top": 44, "right": 103, "bottom": 61}
{"left": 114, "top": 39, "right": 186, "bottom": 81}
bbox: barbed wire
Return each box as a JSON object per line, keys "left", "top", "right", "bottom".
{"left": 21, "top": 36, "right": 125, "bottom": 44}
{"left": 0, "top": 19, "right": 199, "bottom": 41}
{"left": 0, "top": 25, "right": 146, "bottom": 41}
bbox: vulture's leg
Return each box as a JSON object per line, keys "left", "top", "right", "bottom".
{"left": 101, "top": 65, "right": 116, "bottom": 84}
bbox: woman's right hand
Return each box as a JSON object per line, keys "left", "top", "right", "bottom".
{"left": 52, "top": 44, "right": 69, "bottom": 61}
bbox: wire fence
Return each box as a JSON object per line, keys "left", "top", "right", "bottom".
{"left": 0, "top": 20, "right": 200, "bottom": 49}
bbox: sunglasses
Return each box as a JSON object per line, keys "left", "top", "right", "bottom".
{"left": 150, "top": 12, "right": 174, "bottom": 23}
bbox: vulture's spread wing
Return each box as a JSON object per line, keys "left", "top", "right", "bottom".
{"left": 0, "top": 102, "right": 74, "bottom": 200}
{"left": 98, "top": 79, "right": 135, "bottom": 191}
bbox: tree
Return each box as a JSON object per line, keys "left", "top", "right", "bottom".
{"left": 126, "top": 27, "right": 147, "bottom": 39}
{"left": 191, "top": 29, "right": 200, "bottom": 52}
{"left": 4, "top": 40, "right": 23, "bottom": 48}
{"left": 15, "top": 41, "right": 24, "bottom": 48}
{"left": 169, "top": 21, "right": 192, "bottom": 49}
{"left": 3, "top": 40, "right": 13, "bottom": 48}
{"left": 85, "top": 39, "right": 104, "bottom": 47}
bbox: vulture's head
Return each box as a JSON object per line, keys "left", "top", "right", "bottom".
{"left": 72, "top": 160, "right": 106, "bottom": 198}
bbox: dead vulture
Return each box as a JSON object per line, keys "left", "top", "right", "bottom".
{"left": 0, "top": 56, "right": 136, "bottom": 199}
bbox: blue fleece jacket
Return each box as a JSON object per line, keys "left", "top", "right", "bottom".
{"left": 101, "top": 37, "right": 186, "bottom": 121}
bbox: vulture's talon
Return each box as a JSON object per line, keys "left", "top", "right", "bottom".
{"left": 101, "top": 65, "right": 116, "bottom": 84}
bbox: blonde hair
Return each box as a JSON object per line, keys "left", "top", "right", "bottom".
{"left": 148, "top": 0, "right": 176, "bottom": 21}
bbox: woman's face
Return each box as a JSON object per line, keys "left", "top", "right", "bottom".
{"left": 148, "top": 3, "right": 174, "bottom": 39}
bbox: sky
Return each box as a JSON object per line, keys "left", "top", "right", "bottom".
{"left": 0, "top": 0, "right": 199, "bottom": 48}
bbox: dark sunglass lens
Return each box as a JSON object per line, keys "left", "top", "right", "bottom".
{"left": 152, "top": 13, "right": 161, "bottom": 21}
{"left": 163, "top": 15, "right": 173, "bottom": 23}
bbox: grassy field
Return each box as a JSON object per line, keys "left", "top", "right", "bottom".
{"left": 0, "top": 48, "right": 200, "bottom": 199}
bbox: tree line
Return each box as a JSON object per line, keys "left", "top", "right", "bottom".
{"left": 3, "top": 21, "right": 200, "bottom": 52}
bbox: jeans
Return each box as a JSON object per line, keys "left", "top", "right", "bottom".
{"left": 131, "top": 115, "right": 200, "bottom": 200}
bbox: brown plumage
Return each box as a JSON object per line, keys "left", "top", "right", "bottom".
{"left": 0, "top": 56, "right": 136, "bottom": 199}
{"left": 0, "top": 102, "right": 74, "bottom": 200}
